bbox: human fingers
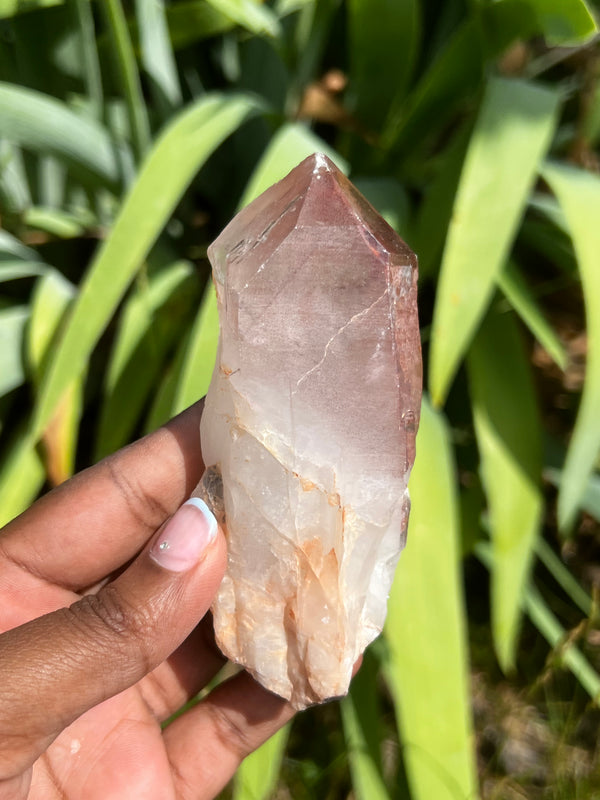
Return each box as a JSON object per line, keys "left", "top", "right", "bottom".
{"left": 0, "top": 500, "right": 226, "bottom": 783}
{"left": 0, "top": 401, "right": 205, "bottom": 592}
{"left": 163, "top": 671, "right": 295, "bottom": 800}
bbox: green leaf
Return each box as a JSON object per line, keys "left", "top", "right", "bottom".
{"left": 204, "top": 0, "right": 281, "bottom": 37}
{"left": 0, "top": 230, "right": 39, "bottom": 261}
{"left": 101, "top": 0, "right": 151, "bottom": 162}
{"left": 23, "top": 206, "right": 93, "bottom": 239}
{"left": 341, "top": 647, "right": 390, "bottom": 800}
{"left": 73, "top": 0, "right": 103, "bottom": 119}
{"left": 232, "top": 724, "right": 290, "bottom": 800}
{"left": 411, "top": 124, "right": 470, "bottom": 280}
{"left": 33, "top": 92, "right": 263, "bottom": 439}
{"left": 0, "top": 423, "right": 45, "bottom": 528}
{"left": 28, "top": 270, "right": 76, "bottom": 377}
{"left": 239, "top": 122, "right": 348, "bottom": 208}
{"left": 0, "top": 305, "right": 28, "bottom": 399}
{"left": 96, "top": 262, "right": 197, "bottom": 459}
{"left": 477, "top": 543, "right": 600, "bottom": 701}
{"left": 467, "top": 310, "right": 543, "bottom": 672}
{"left": 497, "top": 260, "right": 568, "bottom": 371}
{"left": 0, "top": 0, "right": 62, "bottom": 18}
{"left": 135, "top": 0, "right": 182, "bottom": 115}
{"left": 517, "top": 0, "right": 597, "bottom": 45}
{"left": 352, "top": 177, "right": 410, "bottom": 239}
{"left": 347, "top": 0, "right": 420, "bottom": 130}
{"left": 382, "top": 19, "right": 483, "bottom": 155}
{"left": 0, "top": 82, "right": 125, "bottom": 191}
{"left": 170, "top": 280, "right": 219, "bottom": 416}
{"left": 28, "top": 270, "right": 81, "bottom": 483}
{"left": 535, "top": 537, "right": 592, "bottom": 618}
{"left": 0, "top": 261, "right": 46, "bottom": 282}
{"left": 429, "top": 77, "right": 560, "bottom": 406}
{"left": 541, "top": 162, "right": 600, "bottom": 533}
{"left": 524, "top": 584, "right": 600, "bottom": 701}
{"left": 544, "top": 465, "right": 600, "bottom": 525}
{"left": 385, "top": 397, "right": 479, "bottom": 800}
{"left": 0, "top": 141, "right": 31, "bottom": 214}
{"left": 165, "top": 1, "right": 236, "bottom": 49}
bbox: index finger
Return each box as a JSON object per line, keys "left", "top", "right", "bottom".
{"left": 0, "top": 401, "right": 205, "bottom": 591}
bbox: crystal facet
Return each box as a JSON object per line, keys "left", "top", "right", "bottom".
{"left": 198, "top": 153, "right": 422, "bottom": 709}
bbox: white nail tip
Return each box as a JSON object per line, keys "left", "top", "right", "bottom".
{"left": 184, "top": 498, "right": 218, "bottom": 540}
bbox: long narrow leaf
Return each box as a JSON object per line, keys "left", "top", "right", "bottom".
{"left": 101, "top": 0, "right": 151, "bottom": 162}
{"left": 239, "top": 122, "right": 347, "bottom": 208}
{"left": 170, "top": 280, "right": 219, "bottom": 416}
{"left": 96, "top": 262, "right": 197, "bottom": 459}
{"left": 541, "top": 162, "right": 600, "bottom": 532}
{"left": 468, "top": 310, "right": 543, "bottom": 671}
{"left": 33, "top": 92, "right": 263, "bottom": 439}
{"left": 497, "top": 260, "right": 567, "bottom": 370}
{"left": 347, "top": 0, "right": 419, "bottom": 130}
{"left": 0, "top": 306, "right": 28, "bottom": 399}
{"left": 429, "top": 77, "right": 559, "bottom": 405}
{"left": 205, "top": 0, "right": 281, "bottom": 37}
{"left": 385, "top": 398, "right": 479, "bottom": 800}
{"left": 135, "top": 0, "right": 182, "bottom": 115}
{"left": 341, "top": 647, "right": 390, "bottom": 800}
{"left": 477, "top": 543, "right": 600, "bottom": 701}
{"left": 0, "top": 83, "right": 125, "bottom": 190}
{"left": 232, "top": 725, "right": 290, "bottom": 800}
{"left": 0, "top": 423, "right": 45, "bottom": 528}
{"left": 28, "top": 271, "right": 81, "bottom": 484}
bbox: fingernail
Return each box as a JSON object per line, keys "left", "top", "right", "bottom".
{"left": 149, "top": 499, "right": 218, "bottom": 572}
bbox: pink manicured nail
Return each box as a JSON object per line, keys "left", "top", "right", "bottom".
{"left": 150, "top": 499, "right": 218, "bottom": 572}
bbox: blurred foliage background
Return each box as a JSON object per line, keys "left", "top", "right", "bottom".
{"left": 1, "top": 0, "right": 600, "bottom": 797}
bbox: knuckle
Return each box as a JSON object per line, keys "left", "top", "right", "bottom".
{"left": 105, "top": 451, "right": 170, "bottom": 533}
{"left": 74, "top": 588, "right": 155, "bottom": 671}
{"left": 205, "top": 703, "right": 256, "bottom": 764}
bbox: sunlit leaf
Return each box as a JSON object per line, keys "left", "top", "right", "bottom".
{"left": 385, "top": 398, "right": 479, "bottom": 800}
{"left": 541, "top": 162, "right": 600, "bottom": 533}
{"left": 165, "top": 0, "right": 235, "bottom": 49}
{"left": 33, "top": 92, "right": 263, "bottom": 439}
{"left": 101, "top": 0, "right": 151, "bottom": 162}
{"left": 0, "top": 0, "right": 61, "bottom": 18}
{"left": 205, "top": 0, "right": 281, "bottom": 37}
{"left": 170, "top": 280, "right": 219, "bottom": 416}
{"left": 0, "top": 305, "right": 28, "bottom": 399}
{"left": 232, "top": 725, "right": 290, "bottom": 800}
{"left": 135, "top": 0, "right": 182, "bottom": 115}
{"left": 0, "top": 423, "right": 45, "bottom": 528}
{"left": 28, "top": 271, "right": 81, "bottom": 484}
{"left": 23, "top": 206, "right": 93, "bottom": 239}
{"left": 239, "top": 122, "right": 347, "bottom": 208}
{"left": 429, "top": 77, "right": 560, "bottom": 405}
{"left": 341, "top": 647, "right": 390, "bottom": 800}
{"left": 468, "top": 310, "right": 543, "bottom": 671}
{"left": 96, "top": 262, "right": 197, "bottom": 459}
{"left": 497, "top": 260, "right": 567, "bottom": 371}
{"left": 0, "top": 82, "right": 125, "bottom": 190}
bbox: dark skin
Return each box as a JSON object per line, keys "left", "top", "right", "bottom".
{"left": 0, "top": 401, "right": 295, "bottom": 799}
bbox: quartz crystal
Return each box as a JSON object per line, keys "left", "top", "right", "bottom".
{"left": 198, "top": 153, "right": 421, "bottom": 709}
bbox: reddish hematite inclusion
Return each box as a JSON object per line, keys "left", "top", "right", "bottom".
{"left": 196, "top": 153, "right": 422, "bottom": 709}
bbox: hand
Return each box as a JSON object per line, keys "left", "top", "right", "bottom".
{"left": 0, "top": 402, "right": 294, "bottom": 799}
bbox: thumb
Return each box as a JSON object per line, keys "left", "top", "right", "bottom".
{"left": 0, "top": 499, "right": 226, "bottom": 779}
